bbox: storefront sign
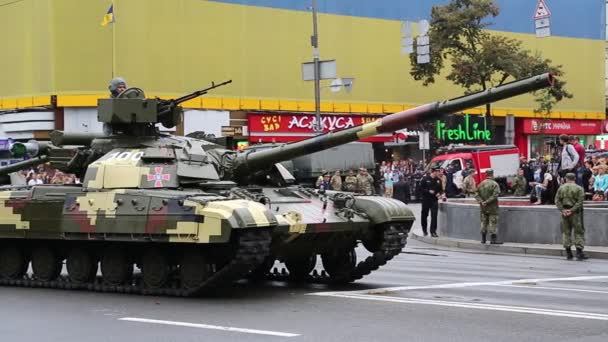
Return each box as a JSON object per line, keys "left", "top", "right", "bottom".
{"left": 436, "top": 114, "right": 491, "bottom": 142}
{"left": 521, "top": 119, "right": 602, "bottom": 135}
{"left": 248, "top": 113, "right": 394, "bottom": 143}
{"left": 602, "top": 120, "right": 608, "bottom": 134}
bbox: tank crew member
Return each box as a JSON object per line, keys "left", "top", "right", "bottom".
{"left": 109, "top": 77, "right": 128, "bottom": 98}
{"left": 330, "top": 170, "right": 342, "bottom": 191}
{"left": 343, "top": 170, "right": 358, "bottom": 192}
{"left": 475, "top": 169, "right": 502, "bottom": 244}
{"left": 462, "top": 168, "right": 477, "bottom": 197}
{"left": 419, "top": 167, "right": 443, "bottom": 237}
{"left": 356, "top": 168, "right": 374, "bottom": 195}
{"left": 555, "top": 173, "right": 587, "bottom": 260}
{"left": 511, "top": 168, "right": 527, "bottom": 196}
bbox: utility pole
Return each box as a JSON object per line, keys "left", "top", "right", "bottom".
{"left": 311, "top": 0, "right": 322, "bottom": 132}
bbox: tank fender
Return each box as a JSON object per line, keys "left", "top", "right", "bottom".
{"left": 171, "top": 198, "right": 277, "bottom": 243}
{"left": 353, "top": 196, "right": 415, "bottom": 225}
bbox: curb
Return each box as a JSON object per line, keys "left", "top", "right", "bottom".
{"left": 410, "top": 233, "right": 608, "bottom": 260}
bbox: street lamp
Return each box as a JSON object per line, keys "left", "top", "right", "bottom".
{"left": 301, "top": 0, "right": 354, "bottom": 133}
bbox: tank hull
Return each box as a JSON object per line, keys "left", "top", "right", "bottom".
{"left": 0, "top": 186, "right": 275, "bottom": 296}
{"left": 235, "top": 186, "right": 415, "bottom": 283}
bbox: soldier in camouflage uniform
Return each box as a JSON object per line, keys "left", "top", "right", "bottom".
{"left": 462, "top": 169, "right": 477, "bottom": 197}
{"left": 511, "top": 168, "right": 528, "bottom": 196}
{"left": 343, "top": 169, "right": 358, "bottom": 192}
{"left": 356, "top": 168, "right": 374, "bottom": 195}
{"left": 475, "top": 169, "right": 502, "bottom": 244}
{"left": 555, "top": 173, "right": 588, "bottom": 260}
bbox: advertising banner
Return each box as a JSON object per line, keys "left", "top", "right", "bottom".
{"left": 521, "top": 119, "right": 602, "bottom": 135}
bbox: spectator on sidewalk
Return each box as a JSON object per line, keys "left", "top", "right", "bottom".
{"left": 318, "top": 173, "right": 331, "bottom": 191}
{"left": 532, "top": 165, "right": 553, "bottom": 205}
{"left": 356, "top": 168, "right": 374, "bottom": 195}
{"left": 555, "top": 173, "right": 587, "bottom": 260}
{"left": 343, "top": 170, "right": 357, "bottom": 192}
{"left": 393, "top": 175, "right": 410, "bottom": 204}
{"left": 462, "top": 169, "right": 477, "bottom": 198}
{"left": 592, "top": 164, "right": 608, "bottom": 199}
{"left": 330, "top": 170, "right": 342, "bottom": 191}
{"left": 559, "top": 134, "right": 579, "bottom": 177}
{"left": 511, "top": 168, "right": 528, "bottom": 196}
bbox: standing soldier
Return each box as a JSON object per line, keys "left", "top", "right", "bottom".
{"left": 555, "top": 173, "right": 587, "bottom": 260}
{"left": 511, "top": 168, "right": 527, "bottom": 196}
{"left": 475, "top": 169, "right": 503, "bottom": 244}
{"left": 343, "top": 170, "right": 358, "bottom": 192}
{"left": 356, "top": 168, "right": 374, "bottom": 195}
{"left": 462, "top": 169, "right": 477, "bottom": 197}
{"left": 419, "top": 168, "right": 443, "bottom": 237}
{"left": 330, "top": 170, "right": 342, "bottom": 191}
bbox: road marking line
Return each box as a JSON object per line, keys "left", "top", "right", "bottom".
{"left": 119, "top": 317, "right": 300, "bottom": 337}
{"left": 326, "top": 293, "right": 608, "bottom": 321}
{"left": 310, "top": 275, "right": 608, "bottom": 296}
{"left": 494, "top": 284, "right": 608, "bottom": 294}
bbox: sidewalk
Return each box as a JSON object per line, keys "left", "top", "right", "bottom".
{"left": 405, "top": 203, "right": 608, "bottom": 259}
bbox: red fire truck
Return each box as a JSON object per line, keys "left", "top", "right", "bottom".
{"left": 426, "top": 145, "right": 520, "bottom": 191}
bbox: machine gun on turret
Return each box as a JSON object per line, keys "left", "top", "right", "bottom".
{"left": 98, "top": 80, "right": 233, "bottom": 135}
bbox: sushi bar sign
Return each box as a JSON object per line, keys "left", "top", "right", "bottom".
{"left": 436, "top": 113, "right": 491, "bottom": 142}
{"left": 248, "top": 113, "right": 392, "bottom": 143}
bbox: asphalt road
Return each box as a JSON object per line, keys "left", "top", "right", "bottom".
{"left": 1, "top": 238, "right": 607, "bottom": 342}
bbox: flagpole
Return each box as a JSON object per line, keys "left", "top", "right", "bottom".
{"left": 111, "top": 1, "right": 116, "bottom": 78}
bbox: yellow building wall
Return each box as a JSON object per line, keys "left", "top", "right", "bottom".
{"left": 0, "top": 0, "right": 604, "bottom": 119}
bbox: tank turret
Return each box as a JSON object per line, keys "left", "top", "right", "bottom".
{"left": 98, "top": 80, "right": 232, "bottom": 135}
{"left": 227, "top": 73, "right": 554, "bottom": 181}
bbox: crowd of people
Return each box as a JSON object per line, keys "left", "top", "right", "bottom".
{"left": 314, "top": 158, "right": 428, "bottom": 204}
{"left": 16, "top": 164, "right": 80, "bottom": 186}
{"left": 516, "top": 134, "right": 607, "bottom": 204}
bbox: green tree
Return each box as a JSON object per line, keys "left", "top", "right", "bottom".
{"left": 409, "top": 0, "right": 572, "bottom": 141}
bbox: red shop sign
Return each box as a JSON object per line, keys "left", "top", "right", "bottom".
{"left": 602, "top": 120, "right": 608, "bottom": 134}
{"left": 248, "top": 113, "right": 393, "bottom": 143}
{"left": 521, "top": 119, "right": 602, "bottom": 135}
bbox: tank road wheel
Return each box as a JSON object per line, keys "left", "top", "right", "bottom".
{"left": 179, "top": 250, "right": 212, "bottom": 291}
{"left": 142, "top": 249, "right": 170, "bottom": 289}
{"left": 285, "top": 254, "right": 317, "bottom": 281}
{"left": 101, "top": 247, "right": 133, "bottom": 285}
{"left": 321, "top": 248, "right": 357, "bottom": 282}
{"left": 67, "top": 248, "right": 98, "bottom": 284}
{"left": 31, "top": 247, "right": 62, "bottom": 281}
{"left": 0, "top": 246, "right": 28, "bottom": 279}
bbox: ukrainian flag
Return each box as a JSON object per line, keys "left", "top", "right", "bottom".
{"left": 101, "top": 4, "right": 115, "bottom": 26}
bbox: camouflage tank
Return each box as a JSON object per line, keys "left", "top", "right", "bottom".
{"left": 0, "top": 74, "right": 554, "bottom": 295}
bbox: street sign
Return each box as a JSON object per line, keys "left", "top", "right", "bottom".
{"left": 301, "top": 60, "right": 337, "bottom": 81}
{"left": 221, "top": 126, "right": 243, "bottom": 137}
{"left": 535, "top": 18, "right": 550, "bottom": 29}
{"left": 418, "top": 131, "right": 430, "bottom": 150}
{"left": 533, "top": 0, "right": 551, "bottom": 38}
{"left": 533, "top": 0, "right": 551, "bottom": 19}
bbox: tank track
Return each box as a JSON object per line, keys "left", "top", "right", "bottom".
{"left": 266, "top": 223, "right": 409, "bottom": 284}
{"left": 0, "top": 228, "right": 271, "bottom": 297}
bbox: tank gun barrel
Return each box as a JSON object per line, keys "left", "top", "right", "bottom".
{"left": 236, "top": 73, "right": 554, "bottom": 172}
{"left": 49, "top": 131, "right": 104, "bottom": 146}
